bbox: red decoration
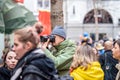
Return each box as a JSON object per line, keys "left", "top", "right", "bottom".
{"left": 14, "top": 0, "right": 24, "bottom": 3}
{"left": 38, "top": 10, "right": 51, "bottom": 36}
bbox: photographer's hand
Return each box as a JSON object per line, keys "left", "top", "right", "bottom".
{"left": 41, "top": 39, "right": 50, "bottom": 50}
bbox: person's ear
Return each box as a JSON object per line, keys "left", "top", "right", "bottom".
{"left": 25, "top": 41, "right": 32, "bottom": 50}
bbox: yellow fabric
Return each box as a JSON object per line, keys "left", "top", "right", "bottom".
{"left": 70, "top": 62, "right": 104, "bottom": 80}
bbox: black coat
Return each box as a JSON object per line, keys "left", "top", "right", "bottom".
{"left": 0, "top": 66, "right": 11, "bottom": 80}
{"left": 11, "top": 48, "right": 57, "bottom": 80}
{"left": 99, "top": 50, "right": 119, "bottom": 80}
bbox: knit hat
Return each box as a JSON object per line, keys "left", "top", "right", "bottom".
{"left": 83, "top": 32, "right": 89, "bottom": 38}
{"left": 51, "top": 26, "right": 66, "bottom": 39}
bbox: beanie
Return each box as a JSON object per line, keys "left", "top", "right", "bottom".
{"left": 51, "top": 26, "right": 66, "bottom": 39}
{"left": 83, "top": 32, "right": 89, "bottom": 38}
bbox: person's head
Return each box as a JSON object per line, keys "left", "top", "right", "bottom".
{"left": 104, "top": 41, "right": 113, "bottom": 50}
{"left": 81, "top": 37, "right": 93, "bottom": 46}
{"left": 79, "top": 35, "right": 83, "bottom": 41}
{"left": 95, "top": 43, "right": 104, "bottom": 51}
{"left": 112, "top": 39, "right": 120, "bottom": 60}
{"left": 71, "top": 43, "right": 98, "bottom": 70}
{"left": 92, "top": 47, "right": 99, "bottom": 55}
{"left": 12, "top": 27, "right": 40, "bottom": 60}
{"left": 83, "top": 32, "right": 89, "bottom": 38}
{"left": 33, "top": 22, "right": 43, "bottom": 34}
{"left": 51, "top": 26, "right": 66, "bottom": 46}
{"left": 2, "top": 49, "right": 18, "bottom": 70}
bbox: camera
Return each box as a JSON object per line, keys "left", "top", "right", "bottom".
{"left": 40, "top": 35, "right": 55, "bottom": 42}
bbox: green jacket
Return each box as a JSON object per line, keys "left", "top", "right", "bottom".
{"left": 44, "top": 39, "right": 76, "bottom": 76}
{"left": 0, "top": 0, "right": 36, "bottom": 34}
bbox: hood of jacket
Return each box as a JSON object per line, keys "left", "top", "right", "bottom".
{"left": 55, "top": 39, "right": 76, "bottom": 52}
{"left": 12, "top": 48, "right": 57, "bottom": 78}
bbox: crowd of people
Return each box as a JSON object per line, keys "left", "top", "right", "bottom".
{"left": 0, "top": 22, "right": 120, "bottom": 80}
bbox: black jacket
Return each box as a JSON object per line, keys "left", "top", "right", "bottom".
{"left": 11, "top": 48, "right": 57, "bottom": 80}
{"left": 99, "top": 50, "right": 119, "bottom": 80}
{"left": 0, "top": 66, "right": 11, "bottom": 80}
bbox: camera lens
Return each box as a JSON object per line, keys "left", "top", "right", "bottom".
{"left": 40, "top": 35, "right": 55, "bottom": 42}
{"left": 40, "top": 36, "right": 48, "bottom": 42}
{"left": 49, "top": 35, "right": 55, "bottom": 43}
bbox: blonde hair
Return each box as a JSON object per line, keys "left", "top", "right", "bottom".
{"left": 14, "top": 27, "right": 40, "bottom": 49}
{"left": 70, "top": 44, "right": 98, "bottom": 70}
{"left": 104, "top": 41, "right": 113, "bottom": 50}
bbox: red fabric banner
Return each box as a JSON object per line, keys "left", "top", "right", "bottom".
{"left": 14, "top": 0, "right": 24, "bottom": 3}
{"left": 38, "top": 11, "right": 51, "bottom": 36}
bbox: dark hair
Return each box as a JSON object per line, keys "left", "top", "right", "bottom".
{"left": 2, "top": 48, "right": 13, "bottom": 67}
{"left": 33, "top": 22, "right": 43, "bottom": 34}
{"left": 81, "top": 37, "right": 92, "bottom": 46}
{"left": 113, "top": 39, "right": 120, "bottom": 48}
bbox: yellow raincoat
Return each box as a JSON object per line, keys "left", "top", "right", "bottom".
{"left": 70, "top": 62, "right": 104, "bottom": 80}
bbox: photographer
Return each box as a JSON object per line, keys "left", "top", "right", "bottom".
{"left": 41, "top": 26, "right": 76, "bottom": 76}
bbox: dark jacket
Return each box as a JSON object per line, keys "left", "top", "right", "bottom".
{"left": 0, "top": 66, "right": 11, "bottom": 80}
{"left": 99, "top": 50, "right": 118, "bottom": 80}
{"left": 11, "top": 48, "right": 57, "bottom": 80}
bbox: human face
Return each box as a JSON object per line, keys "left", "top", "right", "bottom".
{"left": 112, "top": 43, "right": 120, "bottom": 60}
{"left": 92, "top": 48, "right": 98, "bottom": 55}
{"left": 12, "top": 35, "right": 28, "bottom": 60}
{"left": 5, "top": 51, "right": 18, "bottom": 70}
{"left": 52, "top": 35, "right": 64, "bottom": 46}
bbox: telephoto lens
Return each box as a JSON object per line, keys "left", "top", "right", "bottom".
{"left": 49, "top": 35, "right": 55, "bottom": 43}
{"left": 40, "top": 35, "right": 55, "bottom": 42}
{"left": 40, "top": 36, "right": 49, "bottom": 42}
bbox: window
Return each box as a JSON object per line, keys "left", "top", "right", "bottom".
{"left": 37, "top": 0, "right": 50, "bottom": 10}
{"left": 38, "top": 0, "right": 43, "bottom": 8}
{"left": 83, "top": 9, "right": 113, "bottom": 24}
{"left": 44, "top": 0, "right": 49, "bottom": 8}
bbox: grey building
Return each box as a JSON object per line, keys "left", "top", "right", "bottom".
{"left": 63, "top": 0, "right": 120, "bottom": 41}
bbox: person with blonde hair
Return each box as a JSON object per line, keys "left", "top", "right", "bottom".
{"left": 70, "top": 40, "right": 104, "bottom": 80}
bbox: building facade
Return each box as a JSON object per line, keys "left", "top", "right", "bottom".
{"left": 63, "top": 0, "right": 120, "bottom": 41}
